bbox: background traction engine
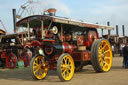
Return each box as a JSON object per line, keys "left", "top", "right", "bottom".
{"left": 0, "top": 29, "right": 31, "bottom": 69}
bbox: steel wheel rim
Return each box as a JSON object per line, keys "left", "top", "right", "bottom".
{"left": 98, "top": 40, "right": 112, "bottom": 72}
{"left": 60, "top": 55, "right": 74, "bottom": 80}
{"left": 9, "top": 57, "right": 15, "bottom": 67}
{"left": 32, "top": 56, "right": 48, "bottom": 79}
{"left": 6, "top": 53, "right": 16, "bottom": 68}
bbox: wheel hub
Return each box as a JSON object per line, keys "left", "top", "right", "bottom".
{"left": 37, "top": 65, "right": 41, "bottom": 70}
{"left": 101, "top": 51, "right": 105, "bottom": 60}
{"left": 66, "top": 65, "right": 70, "bottom": 69}
{"left": 10, "top": 59, "right": 13, "bottom": 63}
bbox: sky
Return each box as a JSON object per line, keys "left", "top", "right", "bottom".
{"left": 0, "top": 0, "right": 128, "bottom": 37}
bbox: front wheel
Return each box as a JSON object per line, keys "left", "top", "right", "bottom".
{"left": 30, "top": 55, "right": 48, "bottom": 80}
{"left": 91, "top": 39, "right": 112, "bottom": 72}
{"left": 6, "top": 52, "right": 17, "bottom": 69}
{"left": 23, "top": 53, "right": 30, "bottom": 67}
{"left": 57, "top": 53, "right": 75, "bottom": 81}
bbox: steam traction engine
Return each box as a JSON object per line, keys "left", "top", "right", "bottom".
{"left": 0, "top": 31, "right": 31, "bottom": 68}
{"left": 16, "top": 9, "right": 114, "bottom": 81}
{"left": 0, "top": 19, "right": 30, "bottom": 68}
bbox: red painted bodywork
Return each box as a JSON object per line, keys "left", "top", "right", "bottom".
{"left": 85, "top": 31, "right": 98, "bottom": 47}
{"left": 72, "top": 51, "right": 90, "bottom": 61}
{"left": 48, "top": 55, "right": 58, "bottom": 70}
{"left": 77, "top": 35, "right": 85, "bottom": 45}
{"left": 42, "top": 40, "right": 55, "bottom": 44}
{"left": 31, "top": 40, "right": 41, "bottom": 46}
{"left": 44, "top": 45, "right": 54, "bottom": 55}
{"left": 1, "top": 52, "right": 6, "bottom": 58}
{"left": 63, "top": 42, "right": 76, "bottom": 53}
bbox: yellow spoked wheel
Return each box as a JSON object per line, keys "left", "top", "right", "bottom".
{"left": 91, "top": 39, "right": 112, "bottom": 72}
{"left": 57, "top": 53, "right": 75, "bottom": 81}
{"left": 30, "top": 55, "right": 48, "bottom": 80}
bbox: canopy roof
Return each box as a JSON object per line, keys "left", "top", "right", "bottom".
{"left": 16, "top": 15, "right": 114, "bottom": 30}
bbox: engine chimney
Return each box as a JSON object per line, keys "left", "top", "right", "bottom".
{"left": 12, "top": 9, "right": 17, "bottom": 33}
{"left": 122, "top": 25, "right": 125, "bottom": 36}
{"left": 116, "top": 25, "right": 119, "bottom": 36}
{"left": 47, "top": 8, "right": 56, "bottom": 16}
{"left": 107, "top": 21, "right": 111, "bottom": 35}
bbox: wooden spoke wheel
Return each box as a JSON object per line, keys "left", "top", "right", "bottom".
{"left": 23, "top": 53, "right": 30, "bottom": 67}
{"left": 57, "top": 53, "right": 75, "bottom": 81}
{"left": 91, "top": 39, "right": 112, "bottom": 72}
{"left": 6, "top": 53, "right": 17, "bottom": 69}
{"left": 30, "top": 55, "right": 48, "bottom": 80}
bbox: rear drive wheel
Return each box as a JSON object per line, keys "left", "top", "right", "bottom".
{"left": 57, "top": 53, "right": 75, "bottom": 81}
{"left": 30, "top": 55, "right": 48, "bottom": 80}
{"left": 91, "top": 39, "right": 112, "bottom": 72}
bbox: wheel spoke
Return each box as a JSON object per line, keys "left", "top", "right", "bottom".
{"left": 98, "top": 48, "right": 102, "bottom": 53}
{"left": 98, "top": 57, "right": 102, "bottom": 62}
{"left": 34, "top": 69, "right": 39, "bottom": 74}
{"left": 33, "top": 65, "right": 37, "bottom": 69}
{"left": 62, "top": 70, "right": 66, "bottom": 78}
{"left": 61, "top": 65, "right": 66, "bottom": 70}
{"left": 103, "top": 61, "right": 109, "bottom": 67}
{"left": 102, "top": 44, "right": 107, "bottom": 50}
{"left": 35, "top": 59, "right": 38, "bottom": 64}
{"left": 66, "top": 70, "right": 70, "bottom": 77}
{"left": 98, "top": 53, "right": 102, "bottom": 58}
{"left": 65, "top": 57, "right": 68, "bottom": 64}
{"left": 39, "top": 70, "right": 42, "bottom": 76}
{"left": 33, "top": 62, "right": 38, "bottom": 67}
{"left": 105, "top": 57, "right": 110, "bottom": 60}
{"left": 67, "top": 59, "right": 71, "bottom": 65}
{"left": 39, "top": 58, "right": 41, "bottom": 64}
{"left": 99, "top": 60, "right": 104, "bottom": 67}
{"left": 105, "top": 62, "right": 109, "bottom": 66}
{"left": 104, "top": 49, "right": 110, "bottom": 53}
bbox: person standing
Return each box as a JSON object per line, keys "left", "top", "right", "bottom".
{"left": 112, "top": 45, "right": 115, "bottom": 57}
{"left": 120, "top": 43, "right": 125, "bottom": 56}
{"left": 122, "top": 43, "right": 128, "bottom": 68}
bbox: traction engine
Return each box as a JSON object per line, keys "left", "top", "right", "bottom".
{"left": 15, "top": 8, "right": 114, "bottom": 81}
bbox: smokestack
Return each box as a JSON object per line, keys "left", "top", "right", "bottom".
{"left": 107, "top": 21, "right": 110, "bottom": 26}
{"left": 47, "top": 8, "right": 56, "bottom": 16}
{"left": 122, "top": 25, "right": 125, "bottom": 36}
{"left": 116, "top": 25, "right": 119, "bottom": 36}
{"left": 101, "top": 29, "right": 103, "bottom": 37}
{"left": 12, "top": 9, "right": 17, "bottom": 33}
{"left": 107, "top": 21, "right": 111, "bottom": 35}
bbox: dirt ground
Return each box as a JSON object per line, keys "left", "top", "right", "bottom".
{"left": 0, "top": 56, "right": 128, "bottom": 85}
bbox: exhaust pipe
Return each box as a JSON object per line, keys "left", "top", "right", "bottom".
{"left": 116, "top": 25, "right": 119, "bottom": 36}
{"left": 107, "top": 21, "right": 111, "bottom": 35}
{"left": 12, "top": 9, "right": 17, "bottom": 33}
{"left": 122, "top": 25, "right": 125, "bottom": 36}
